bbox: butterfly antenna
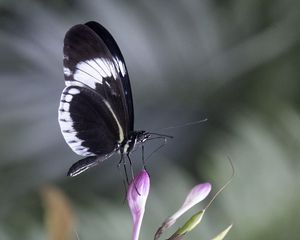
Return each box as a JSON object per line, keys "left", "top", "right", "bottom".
{"left": 154, "top": 118, "right": 208, "bottom": 132}
{"left": 148, "top": 132, "right": 174, "bottom": 139}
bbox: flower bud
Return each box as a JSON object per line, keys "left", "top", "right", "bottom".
{"left": 127, "top": 170, "right": 150, "bottom": 240}
{"left": 155, "top": 183, "right": 211, "bottom": 240}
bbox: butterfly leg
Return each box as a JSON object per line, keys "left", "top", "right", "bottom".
{"left": 142, "top": 144, "right": 148, "bottom": 172}
{"left": 127, "top": 153, "right": 141, "bottom": 196}
{"left": 143, "top": 137, "right": 168, "bottom": 165}
{"left": 127, "top": 154, "right": 135, "bottom": 182}
{"left": 118, "top": 155, "right": 130, "bottom": 185}
{"left": 117, "top": 155, "right": 129, "bottom": 201}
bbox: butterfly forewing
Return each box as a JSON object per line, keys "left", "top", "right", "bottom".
{"left": 85, "top": 21, "right": 134, "bottom": 131}
{"left": 59, "top": 22, "right": 133, "bottom": 159}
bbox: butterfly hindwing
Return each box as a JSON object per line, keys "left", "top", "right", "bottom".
{"left": 58, "top": 85, "right": 119, "bottom": 156}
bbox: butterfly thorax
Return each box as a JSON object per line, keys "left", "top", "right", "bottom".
{"left": 120, "top": 130, "right": 150, "bottom": 154}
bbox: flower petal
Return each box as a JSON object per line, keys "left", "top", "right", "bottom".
{"left": 180, "top": 183, "right": 212, "bottom": 214}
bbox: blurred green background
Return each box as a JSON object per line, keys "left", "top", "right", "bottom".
{"left": 1, "top": 0, "right": 300, "bottom": 239}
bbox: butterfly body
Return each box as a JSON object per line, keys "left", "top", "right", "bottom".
{"left": 119, "top": 130, "right": 150, "bottom": 154}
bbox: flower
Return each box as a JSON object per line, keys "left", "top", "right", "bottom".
{"left": 127, "top": 170, "right": 150, "bottom": 240}
{"left": 154, "top": 182, "right": 211, "bottom": 240}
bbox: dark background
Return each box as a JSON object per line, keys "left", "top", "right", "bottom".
{"left": 1, "top": 0, "right": 300, "bottom": 239}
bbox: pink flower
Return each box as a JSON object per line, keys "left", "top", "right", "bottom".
{"left": 155, "top": 183, "right": 211, "bottom": 240}
{"left": 127, "top": 170, "right": 150, "bottom": 240}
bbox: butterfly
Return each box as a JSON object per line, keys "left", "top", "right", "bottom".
{"left": 58, "top": 21, "right": 170, "bottom": 177}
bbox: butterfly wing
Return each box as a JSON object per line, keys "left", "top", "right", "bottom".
{"left": 85, "top": 21, "right": 134, "bottom": 131}
{"left": 58, "top": 22, "right": 133, "bottom": 175}
{"left": 58, "top": 85, "right": 119, "bottom": 156}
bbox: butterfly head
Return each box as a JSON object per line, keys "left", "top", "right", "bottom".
{"left": 135, "top": 130, "right": 151, "bottom": 143}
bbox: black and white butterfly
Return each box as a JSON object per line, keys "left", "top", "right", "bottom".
{"left": 58, "top": 21, "right": 170, "bottom": 177}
